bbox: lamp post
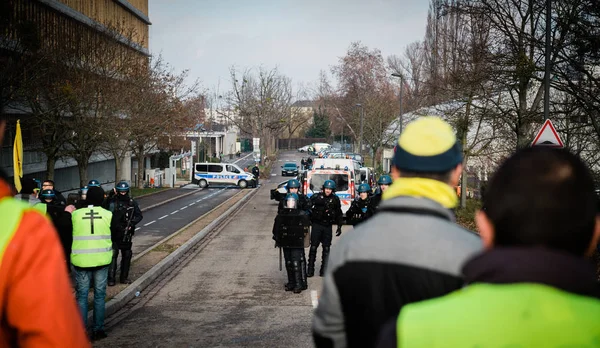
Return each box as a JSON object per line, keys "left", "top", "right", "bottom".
{"left": 391, "top": 73, "right": 404, "bottom": 134}
{"left": 355, "top": 103, "right": 364, "bottom": 156}
{"left": 543, "top": 0, "right": 551, "bottom": 120}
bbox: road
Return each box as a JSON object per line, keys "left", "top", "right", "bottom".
{"left": 132, "top": 154, "right": 257, "bottom": 255}
{"left": 95, "top": 150, "right": 331, "bottom": 347}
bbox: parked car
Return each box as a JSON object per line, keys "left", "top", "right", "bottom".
{"left": 298, "top": 145, "right": 310, "bottom": 152}
{"left": 281, "top": 162, "right": 299, "bottom": 176}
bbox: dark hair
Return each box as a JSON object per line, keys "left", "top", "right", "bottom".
{"left": 400, "top": 169, "right": 453, "bottom": 183}
{"left": 483, "top": 147, "right": 598, "bottom": 256}
{"left": 42, "top": 179, "right": 55, "bottom": 186}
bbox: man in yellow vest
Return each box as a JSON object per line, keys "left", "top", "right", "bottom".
{"left": 72, "top": 185, "right": 118, "bottom": 341}
{"left": 0, "top": 118, "right": 90, "bottom": 346}
{"left": 376, "top": 147, "right": 600, "bottom": 347}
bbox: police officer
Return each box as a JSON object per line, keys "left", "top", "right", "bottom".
{"left": 272, "top": 193, "right": 311, "bottom": 293}
{"left": 103, "top": 181, "right": 143, "bottom": 285}
{"left": 370, "top": 174, "right": 393, "bottom": 210}
{"left": 252, "top": 163, "right": 260, "bottom": 186}
{"left": 41, "top": 180, "right": 66, "bottom": 205}
{"left": 88, "top": 179, "right": 101, "bottom": 187}
{"left": 346, "top": 183, "right": 374, "bottom": 226}
{"left": 308, "top": 180, "right": 343, "bottom": 277}
{"left": 35, "top": 189, "right": 74, "bottom": 273}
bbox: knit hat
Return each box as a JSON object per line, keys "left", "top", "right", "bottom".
{"left": 86, "top": 186, "right": 105, "bottom": 206}
{"left": 392, "top": 116, "right": 463, "bottom": 172}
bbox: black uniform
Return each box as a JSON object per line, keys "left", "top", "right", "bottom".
{"left": 272, "top": 208, "right": 311, "bottom": 293}
{"left": 104, "top": 192, "right": 143, "bottom": 284}
{"left": 308, "top": 192, "right": 343, "bottom": 277}
{"left": 38, "top": 200, "right": 73, "bottom": 273}
{"left": 346, "top": 197, "right": 374, "bottom": 226}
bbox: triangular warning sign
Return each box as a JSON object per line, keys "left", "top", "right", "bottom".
{"left": 531, "top": 119, "right": 564, "bottom": 148}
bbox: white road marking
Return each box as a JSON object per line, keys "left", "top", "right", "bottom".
{"left": 170, "top": 210, "right": 179, "bottom": 215}
{"left": 158, "top": 215, "right": 168, "bottom": 220}
{"left": 135, "top": 227, "right": 141, "bottom": 231}
{"left": 144, "top": 220, "right": 156, "bottom": 226}
{"left": 180, "top": 206, "right": 188, "bottom": 210}
{"left": 188, "top": 202, "right": 195, "bottom": 206}
{"left": 311, "top": 290, "right": 319, "bottom": 308}
{"left": 233, "top": 152, "right": 253, "bottom": 164}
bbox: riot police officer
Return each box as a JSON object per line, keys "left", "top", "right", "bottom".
{"left": 103, "top": 181, "right": 143, "bottom": 285}
{"left": 308, "top": 179, "right": 343, "bottom": 277}
{"left": 370, "top": 174, "right": 393, "bottom": 210}
{"left": 252, "top": 164, "right": 260, "bottom": 186}
{"left": 272, "top": 193, "right": 311, "bottom": 293}
{"left": 35, "top": 189, "right": 74, "bottom": 272}
{"left": 88, "top": 179, "right": 101, "bottom": 187}
{"left": 346, "top": 183, "right": 375, "bottom": 226}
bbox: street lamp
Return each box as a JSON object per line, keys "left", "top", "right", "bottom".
{"left": 391, "top": 73, "right": 404, "bottom": 134}
{"left": 354, "top": 103, "right": 364, "bottom": 156}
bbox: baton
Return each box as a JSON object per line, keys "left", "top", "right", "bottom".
{"left": 279, "top": 247, "right": 282, "bottom": 271}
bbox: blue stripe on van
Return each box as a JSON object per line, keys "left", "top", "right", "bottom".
{"left": 194, "top": 174, "right": 251, "bottom": 180}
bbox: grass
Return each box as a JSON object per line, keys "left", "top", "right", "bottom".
{"left": 152, "top": 243, "right": 179, "bottom": 253}
{"left": 130, "top": 187, "right": 171, "bottom": 198}
{"left": 454, "top": 198, "right": 482, "bottom": 232}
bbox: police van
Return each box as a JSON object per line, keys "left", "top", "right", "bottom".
{"left": 192, "top": 162, "right": 256, "bottom": 189}
{"left": 303, "top": 159, "right": 357, "bottom": 215}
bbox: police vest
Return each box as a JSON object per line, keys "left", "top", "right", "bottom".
{"left": 71, "top": 206, "right": 113, "bottom": 268}
{"left": 0, "top": 198, "right": 36, "bottom": 268}
{"left": 397, "top": 283, "right": 600, "bottom": 347}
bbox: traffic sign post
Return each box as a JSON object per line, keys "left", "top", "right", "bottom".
{"left": 531, "top": 119, "right": 564, "bottom": 148}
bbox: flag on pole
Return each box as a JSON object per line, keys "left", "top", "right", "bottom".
{"left": 13, "top": 120, "right": 23, "bottom": 192}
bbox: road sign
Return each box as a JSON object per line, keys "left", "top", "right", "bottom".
{"left": 253, "top": 138, "right": 260, "bottom": 148}
{"left": 531, "top": 119, "right": 564, "bottom": 148}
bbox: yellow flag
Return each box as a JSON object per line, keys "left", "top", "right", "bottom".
{"left": 13, "top": 120, "right": 23, "bottom": 192}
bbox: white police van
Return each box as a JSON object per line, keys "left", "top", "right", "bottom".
{"left": 192, "top": 162, "right": 256, "bottom": 189}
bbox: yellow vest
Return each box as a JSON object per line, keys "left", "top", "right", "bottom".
{"left": 0, "top": 198, "right": 33, "bottom": 268}
{"left": 71, "top": 206, "right": 113, "bottom": 268}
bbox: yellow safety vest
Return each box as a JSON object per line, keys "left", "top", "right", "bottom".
{"left": 0, "top": 198, "right": 34, "bottom": 268}
{"left": 71, "top": 206, "right": 113, "bottom": 268}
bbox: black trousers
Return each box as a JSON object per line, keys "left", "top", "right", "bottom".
{"left": 108, "top": 242, "right": 133, "bottom": 284}
{"left": 310, "top": 222, "right": 333, "bottom": 247}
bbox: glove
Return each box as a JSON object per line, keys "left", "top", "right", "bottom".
{"left": 336, "top": 226, "right": 342, "bottom": 237}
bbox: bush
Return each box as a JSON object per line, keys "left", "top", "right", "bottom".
{"left": 454, "top": 199, "right": 482, "bottom": 232}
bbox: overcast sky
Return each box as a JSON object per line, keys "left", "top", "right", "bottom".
{"left": 148, "top": 0, "right": 429, "bottom": 96}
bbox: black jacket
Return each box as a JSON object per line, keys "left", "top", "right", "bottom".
{"left": 346, "top": 197, "right": 374, "bottom": 226}
{"left": 310, "top": 192, "right": 343, "bottom": 226}
{"left": 104, "top": 195, "right": 143, "bottom": 244}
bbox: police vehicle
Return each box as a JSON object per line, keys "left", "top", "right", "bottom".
{"left": 192, "top": 162, "right": 256, "bottom": 189}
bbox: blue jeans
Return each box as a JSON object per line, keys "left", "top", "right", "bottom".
{"left": 74, "top": 266, "right": 109, "bottom": 332}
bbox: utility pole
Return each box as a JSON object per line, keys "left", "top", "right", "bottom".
{"left": 391, "top": 73, "right": 405, "bottom": 133}
{"left": 544, "top": 0, "right": 551, "bottom": 120}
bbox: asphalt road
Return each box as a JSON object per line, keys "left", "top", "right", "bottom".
{"left": 132, "top": 154, "right": 257, "bottom": 255}
{"left": 94, "top": 150, "right": 332, "bottom": 347}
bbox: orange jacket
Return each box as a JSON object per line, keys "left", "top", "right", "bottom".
{"left": 0, "top": 179, "right": 90, "bottom": 347}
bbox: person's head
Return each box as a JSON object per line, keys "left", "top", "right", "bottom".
{"left": 287, "top": 179, "right": 300, "bottom": 194}
{"left": 284, "top": 193, "right": 299, "bottom": 209}
{"left": 357, "top": 183, "right": 371, "bottom": 200}
{"left": 377, "top": 175, "right": 392, "bottom": 192}
{"left": 115, "top": 181, "right": 130, "bottom": 197}
{"left": 40, "top": 189, "right": 55, "bottom": 203}
{"left": 80, "top": 186, "right": 88, "bottom": 200}
{"left": 86, "top": 186, "right": 105, "bottom": 206}
{"left": 477, "top": 147, "right": 600, "bottom": 257}
{"left": 323, "top": 180, "right": 336, "bottom": 196}
{"left": 42, "top": 180, "right": 55, "bottom": 191}
{"left": 391, "top": 116, "right": 463, "bottom": 186}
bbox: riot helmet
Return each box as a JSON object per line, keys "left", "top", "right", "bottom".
{"left": 357, "top": 183, "right": 371, "bottom": 193}
{"left": 284, "top": 193, "right": 299, "bottom": 209}
{"left": 41, "top": 189, "right": 55, "bottom": 202}
{"left": 88, "top": 179, "right": 101, "bottom": 187}
{"left": 323, "top": 180, "right": 336, "bottom": 190}
{"left": 377, "top": 175, "right": 393, "bottom": 185}
{"left": 116, "top": 181, "right": 130, "bottom": 194}
{"left": 287, "top": 179, "right": 300, "bottom": 192}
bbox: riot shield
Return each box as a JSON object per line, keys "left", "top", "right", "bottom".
{"left": 274, "top": 213, "right": 310, "bottom": 248}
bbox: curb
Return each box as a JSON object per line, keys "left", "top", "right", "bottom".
{"left": 100, "top": 186, "right": 259, "bottom": 320}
